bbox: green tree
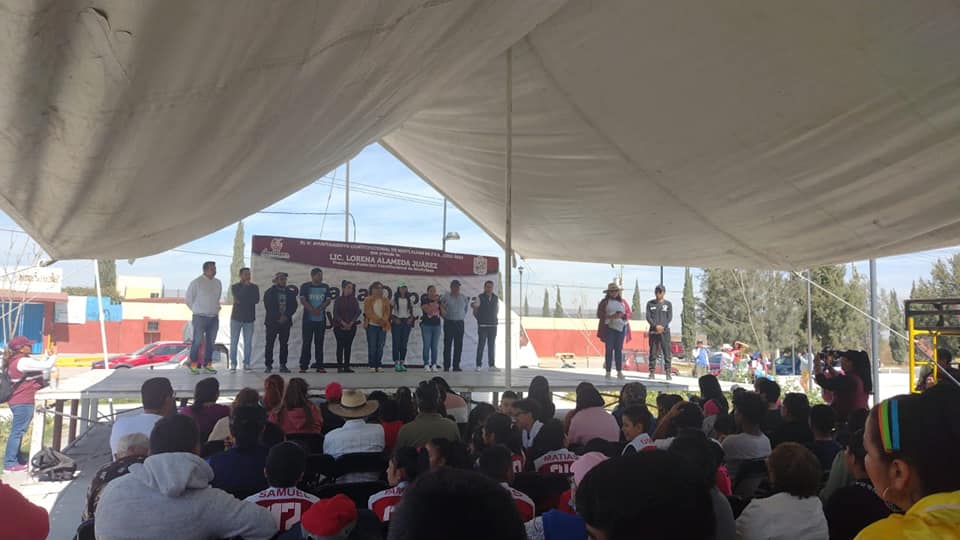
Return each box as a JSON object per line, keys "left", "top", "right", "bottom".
{"left": 97, "top": 259, "right": 117, "bottom": 299}
{"left": 542, "top": 289, "right": 551, "bottom": 317}
{"left": 681, "top": 268, "right": 696, "bottom": 359}
{"left": 912, "top": 253, "right": 960, "bottom": 349}
{"left": 886, "top": 289, "right": 906, "bottom": 364}
{"left": 554, "top": 286, "right": 565, "bottom": 317}
{"left": 523, "top": 295, "right": 529, "bottom": 317}
{"left": 228, "top": 221, "right": 245, "bottom": 302}
{"left": 631, "top": 279, "right": 642, "bottom": 320}
{"left": 805, "top": 265, "right": 868, "bottom": 350}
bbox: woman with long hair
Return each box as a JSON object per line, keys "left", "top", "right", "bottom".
{"left": 698, "top": 374, "right": 729, "bottom": 417}
{"left": 208, "top": 387, "right": 261, "bottom": 442}
{"left": 362, "top": 281, "right": 391, "bottom": 373}
{"left": 596, "top": 282, "right": 632, "bottom": 379}
{"left": 2, "top": 337, "right": 56, "bottom": 472}
{"left": 857, "top": 384, "right": 960, "bottom": 538}
{"left": 395, "top": 386, "right": 418, "bottom": 423}
{"left": 269, "top": 377, "right": 322, "bottom": 434}
{"left": 262, "top": 374, "right": 284, "bottom": 411}
{"left": 566, "top": 383, "right": 620, "bottom": 446}
{"left": 483, "top": 413, "right": 525, "bottom": 472}
{"left": 527, "top": 375, "right": 556, "bottom": 423}
{"left": 420, "top": 285, "right": 442, "bottom": 372}
{"left": 814, "top": 350, "right": 873, "bottom": 421}
{"left": 431, "top": 376, "right": 468, "bottom": 423}
{"left": 179, "top": 377, "right": 230, "bottom": 441}
{"left": 391, "top": 282, "right": 415, "bottom": 372}
{"left": 332, "top": 280, "right": 362, "bottom": 373}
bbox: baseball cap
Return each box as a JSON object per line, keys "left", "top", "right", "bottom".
{"left": 311, "top": 267, "right": 323, "bottom": 276}
{"left": 325, "top": 382, "right": 343, "bottom": 402}
{"left": 450, "top": 279, "right": 461, "bottom": 287}
{"left": 300, "top": 494, "right": 357, "bottom": 539}
{"left": 7, "top": 336, "right": 35, "bottom": 350}
{"left": 398, "top": 280, "right": 407, "bottom": 288}
{"left": 274, "top": 272, "right": 289, "bottom": 279}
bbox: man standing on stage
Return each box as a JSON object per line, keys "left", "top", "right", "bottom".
{"left": 263, "top": 272, "right": 298, "bottom": 373}
{"left": 299, "top": 268, "right": 331, "bottom": 374}
{"left": 646, "top": 284, "right": 673, "bottom": 380}
{"left": 229, "top": 267, "right": 260, "bottom": 373}
{"left": 185, "top": 261, "right": 222, "bottom": 374}
{"left": 472, "top": 280, "right": 500, "bottom": 372}
{"left": 441, "top": 279, "right": 469, "bottom": 372}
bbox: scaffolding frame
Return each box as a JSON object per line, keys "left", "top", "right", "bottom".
{"left": 905, "top": 298, "right": 960, "bottom": 393}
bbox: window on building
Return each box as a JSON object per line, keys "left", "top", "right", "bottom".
{"left": 146, "top": 320, "right": 160, "bottom": 332}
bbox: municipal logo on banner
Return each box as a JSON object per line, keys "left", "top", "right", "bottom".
{"left": 473, "top": 256, "right": 487, "bottom": 276}
{"left": 261, "top": 238, "right": 291, "bottom": 259}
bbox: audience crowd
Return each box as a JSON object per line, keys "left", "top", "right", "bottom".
{"left": 6, "top": 348, "right": 960, "bottom": 540}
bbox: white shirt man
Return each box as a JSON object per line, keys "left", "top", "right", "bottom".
{"left": 324, "top": 391, "right": 386, "bottom": 483}
{"left": 185, "top": 268, "right": 223, "bottom": 317}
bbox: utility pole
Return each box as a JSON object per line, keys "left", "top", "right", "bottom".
{"left": 659, "top": 265, "right": 664, "bottom": 286}
{"left": 344, "top": 160, "right": 350, "bottom": 242}
{"left": 442, "top": 198, "right": 447, "bottom": 251}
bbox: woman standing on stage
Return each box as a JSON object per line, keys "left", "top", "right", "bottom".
{"left": 363, "top": 281, "right": 392, "bottom": 373}
{"left": 420, "top": 285, "right": 442, "bottom": 372}
{"left": 332, "top": 281, "right": 362, "bottom": 373}
{"left": 596, "top": 282, "right": 632, "bottom": 379}
{"left": 391, "top": 282, "right": 415, "bottom": 372}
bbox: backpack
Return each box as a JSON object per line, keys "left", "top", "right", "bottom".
{"left": 0, "top": 363, "right": 25, "bottom": 403}
{"left": 31, "top": 447, "right": 77, "bottom": 481}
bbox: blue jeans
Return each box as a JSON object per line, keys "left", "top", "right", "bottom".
{"left": 604, "top": 328, "right": 625, "bottom": 372}
{"left": 190, "top": 315, "right": 219, "bottom": 367}
{"left": 229, "top": 320, "right": 254, "bottom": 369}
{"left": 366, "top": 325, "right": 386, "bottom": 368}
{"left": 477, "top": 326, "right": 497, "bottom": 367}
{"left": 421, "top": 324, "right": 440, "bottom": 366}
{"left": 392, "top": 322, "right": 412, "bottom": 364}
{"left": 4, "top": 404, "right": 33, "bottom": 467}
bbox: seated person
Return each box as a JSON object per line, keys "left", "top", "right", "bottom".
{"left": 576, "top": 452, "right": 715, "bottom": 540}
{"left": 668, "top": 430, "right": 735, "bottom": 540}
{"left": 620, "top": 404, "right": 655, "bottom": 454}
{"left": 278, "top": 494, "right": 382, "bottom": 540}
{"left": 499, "top": 390, "right": 519, "bottom": 415}
{"left": 529, "top": 420, "right": 578, "bottom": 474}
{"left": 770, "top": 392, "right": 813, "bottom": 448}
{"left": 95, "top": 414, "right": 276, "bottom": 540}
{"left": 720, "top": 392, "right": 772, "bottom": 480}
{"left": 84, "top": 432, "right": 149, "bottom": 520}
{"left": 0, "top": 479, "right": 49, "bottom": 540}
{"left": 424, "top": 438, "right": 472, "bottom": 471}
{"left": 179, "top": 377, "right": 230, "bottom": 441}
{"left": 735, "top": 443, "right": 828, "bottom": 540}
{"left": 478, "top": 445, "right": 536, "bottom": 522}
{"left": 483, "top": 413, "right": 525, "bottom": 472}
{"left": 526, "top": 453, "right": 606, "bottom": 539}
{"left": 652, "top": 401, "right": 704, "bottom": 449}
{"left": 395, "top": 381, "right": 460, "bottom": 449}
{"left": 387, "top": 466, "right": 527, "bottom": 540}
{"left": 807, "top": 404, "right": 841, "bottom": 472}
{"left": 754, "top": 378, "right": 783, "bottom": 437}
{"left": 369, "top": 447, "right": 420, "bottom": 523}
{"left": 824, "top": 429, "right": 891, "bottom": 540}
{"left": 246, "top": 441, "right": 319, "bottom": 533}
{"left": 208, "top": 387, "right": 261, "bottom": 442}
{"left": 110, "top": 377, "right": 174, "bottom": 458}
{"left": 270, "top": 378, "right": 323, "bottom": 434}
{"left": 323, "top": 389, "right": 385, "bottom": 482}
{"left": 512, "top": 399, "right": 544, "bottom": 450}
{"left": 208, "top": 405, "right": 270, "bottom": 494}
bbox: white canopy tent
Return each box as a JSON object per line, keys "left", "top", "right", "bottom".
{"left": 1, "top": 0, "right": 959, "bottom": 268}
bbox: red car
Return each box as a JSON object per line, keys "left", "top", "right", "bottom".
{"left": 622, "top": 350, "right": 681, "bottom": 376}
{"left": 91, "top": 341, "right": 189, "bottom": 369}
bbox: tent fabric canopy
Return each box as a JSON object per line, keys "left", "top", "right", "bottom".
{"left": 2, "top": 0, "right": 960, "bottom": 268}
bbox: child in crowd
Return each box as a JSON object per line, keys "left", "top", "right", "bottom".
{"left": 500, "top": 390, "right": 519, "bottom": 416}
{"left": 478, "top": 445, "right": 536, "bottom": 522}
{"left": 424, "top": 438, "right": 472, "bottom": 471}
{"left": 245, "top": 441, "right": 318, "bottom": 533}
{"left": 620, "top": 404, "right": 655, "bottom": 454}
{"left": 529, "top": 420, "right": 578, "bottom": 474}
{"left": 807, "top": 404, "right": 841, "bottom": 472}
{"left": 369, "top": 447, "right": 420, "bottom": 523}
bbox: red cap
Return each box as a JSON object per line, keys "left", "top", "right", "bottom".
{"left": 301, "top": 494, "right": 357, "bottom": 538}
{"left": 325, "top": 382, "right": 343, "bottom": 402}
{"left": 7, "top": 336, "right": 35, "bottom": 351}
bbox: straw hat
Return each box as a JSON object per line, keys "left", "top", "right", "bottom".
{"left": 328, "top": 389, "right": 379, "bottom": 419}
{"left": 603, "top": 282, "right": 623, "bottom": 293}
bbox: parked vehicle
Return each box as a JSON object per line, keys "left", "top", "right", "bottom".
{"left": 774, "top": 354, "right": 801, "bottom": 376}
{"left": 143, "top": 343, "right": 229, "bottom": 370}
{"left": 91, "top": 341, "right": 189, "bottom": 369}
{"left": 623, "top": 350, "right": 680, "bottom": 376}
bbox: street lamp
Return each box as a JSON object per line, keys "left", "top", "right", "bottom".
{"left": 518, "top": 265, "right": 524, "bottom": 324}
{"left": 443, "top": 232, "right": 460, "bottom": 251}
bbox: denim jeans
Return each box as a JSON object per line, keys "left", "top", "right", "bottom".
{"left": 604, "top": 328, "right": 625, "bottom": 372}
{"left": 300, "top": 320, "right": 327, "bottom": 370}
{"left": 4, "top": 403, "right": 33, "bottom": 467}
{"left": 229, "top": 319, "right": 254, "bottom": 369}
{"left": 392, "top": 322, "right": 411, "bottom": 364}
{"left": 366, "top": 325, "right": 386, "bottom": 368}
{"left": 189, "top": 314, "right": 219, "bottom": 367}
{"left": 476, "top": 326, "right": 497, "bottom": 367}
{"left": 443, "top": 320, "right": 465, "bottom": 370}
{"left": 421, "top": 324, "right": 440, "bottom": 366}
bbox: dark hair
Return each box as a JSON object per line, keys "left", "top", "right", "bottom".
{"left": 584, "top": 438, "right": 619, "bottom": 458}
{"left": 848, "top": 407, "right": 869, "bottom": 433}
{"left": 621, "top": 404, "right": 653, "bottom": 434}
{"left": 501, "top": 390, "right": 519, "bottom": 401}
{"left": 141, "top": 377, "right": 174, "bottom": 411}
{"left": 379, "top": 399, "right": 400, "bottom": 423}
{"left": 484, "top": 413, "right": 522, "bottom": 455}
{"left": 311, "top": 267, "right": 322, "bottom": 277}
{"left": 767, "top": 443, "right": 821, "bottom": 498}
{"left": 529, "top": 419, "right": 566, "bottom": 456}
{"left": 846, "top": 429, "right": 866, "bottom": 465}
{"left": 263, "top": 375, "right": 285, "bottom": 411}
{"left": 810, "top": 404, "right": 836, "bottom": 436}
{"left": 754, "top": 378, "right": 781, "bottom": 405}
{"left": 202, "top": 261, "right": 215, "bottom": 271}
{"left": 232, "top": 387, "right": 261, "bottom": 412}
{"left": 733, "top": 391, "right": 766, "bottom": 428}
{"left": 617, "top": 382, "right": 647, "bottom": 407}
{"left": 396, "top": 386, "right": 418, "bottom": 422}
{"left": 528, "top": 376, "right": 556, "bottom": 421}
{"left": 430, "top": 377, "right": 456, "bottom": 397}
{"left": 936, "top": 347, "right": 954, "bottom": 365}
{"left": 713, "top": 414, "right": 736, "bottom": 436}
{"left": 387, "top": 467, "right": 526, "bottom": 540}
{"left": 190, "top": 377, "right": 220, "bottom": 414}
{"left": 575, "top": 383, "right": 605, "bottom": 411}
{"left": 150, "top": 414, "right": 200, "bottom": 455}
{"left": 866, "top": 385, "right": 960, "bottom": 497}
{"left": 426, "top": 438, "right": 472, "bottom": 470}
{"left": 261, "top": 422, "right": 285, "bottom": 448}
{"left": 231, "top": 405, "right": 267, "bottom": 452}
{"left": 782, "top": 393, "right": 811, "bottom": 422}
{"left": 842, "top": 350, "right": 873, "bottom": 394}
{"left": 239, "top": 267, "right": 250, "bottom": 275}
{"left": 668, "top": 429, "right": 720, "bottom": 489}
{"left": 698, "top": 374, "right": 729, "bottom": 414}
{"left": 671, "top": 402, "right": 705, "bottom": 435}
{"left": 391, "top": 446, "right": 422, "bottom": 482}
{"left": 266, "top": 441, "right": 307, "bottom": 487}
{"left": 483, "top": 280, "right": 494, "bottom": 286}
{"left": 478, "top": 445, "right": 513, "bottom": 481}
{"left": 416, "top": 381, "right": 441, "bottom": 413}
{"left": 576, "top": 453, "right": 714, "bottom": 540}
{"left": 511, "top": 398, "right": 541, "bottom": 420}
{"left": 656, "top": 394, "right": 683, "bottom": 417}
{"left": 278, "top": 378, "right": 316, "bottom": 428}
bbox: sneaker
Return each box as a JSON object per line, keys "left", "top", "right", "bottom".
{"left": 452, "top": 367, "right": 462, "bottom": 372}
{"left": 299, "top": 368, "right": 308, "bottom": 374}
{"left": 475, "top": 366, "right": 482, "bottom": 372}
{"left": 316, "top": 367, "right": 327, "bottom": 373}
{"left": 648, "top": 372, "right": 655, "bottom": 380}
{"left": 4, "top": 464, "right": 27, "bottom": 472}
{"left": 203, "top": 366, "right": 217, "bottom": 374}
{"left": 375, "top": 367, "right": 383, "bottom": 373}
{"left": 488, "top": 366, "right": 501, "bottom": 372}
{"left": 369, "top": 367, "right": 377, "bottom": 373}
{"left": 443, "top": 368, "right": 450, "bottom": 372}
{"left": 666, "top": 373, "right": 673, "bottom": 381}
{"left": 605, "top": 370, "right": 611, "bottom": 378}
{"left": 264, "top": 367, "right": 272, "bottom": 374}
{"left": 395, "top": 364, "right": 403, "bottom": 373}
{"left": 400, "top": 364, "right": 407, "bottom": 372}
{"left": 243, "top": 366, "right": 253, "bottom": 373}
{"left": 617, "top": 371, "right": 625, "bottom": 379}
{"left": 229, "top": 368, "right": 237, "bottom": 373}
{"left": 343, "top": 367, "right": 355, "bottom": 374}
{"left": 188, "top": 365, "right": 200, "bottom": 375}
{"left": 279, "top": 367, "right": 291, "bottom": 374}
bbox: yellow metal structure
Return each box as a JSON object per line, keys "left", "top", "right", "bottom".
{"left": 905, "top": 298, "right": 960, "bottom": 393}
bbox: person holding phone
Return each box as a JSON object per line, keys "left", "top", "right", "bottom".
{"left": 597, "top": 282, "right": 630, "bottom": 379}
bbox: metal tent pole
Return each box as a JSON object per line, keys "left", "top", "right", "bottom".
{"left": 344, "top": 161, "right": 350, "bottom": 242}
{"left": 504, "top": 47, "right": 513, "bottom": 389}
{"left": 806, "top": 270, "right": 813, "bottom": 355}
{"left": 869, "top": 259, "right": 880, "bottom": 402}
{"left": 93, "top": 260, "right": 110, "bottom": 368}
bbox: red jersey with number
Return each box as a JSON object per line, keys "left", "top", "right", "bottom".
{"left": 245, "top": 486, "right": 318, "bottom": 532}
{"left": 502, "top": 483, "right": 535, "bottom": 522}
{"left": 511, "top": 452, "right": 526, "bottom": 474}
{"left": 533, "top": 449, "right": 579, "bottom": 475}
{"left": 368, "top": 482, "right": 407, "bottom": 522}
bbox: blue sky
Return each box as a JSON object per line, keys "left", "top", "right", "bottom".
{"left": 2, "top": 143, "right": 958, "bottom": 313}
